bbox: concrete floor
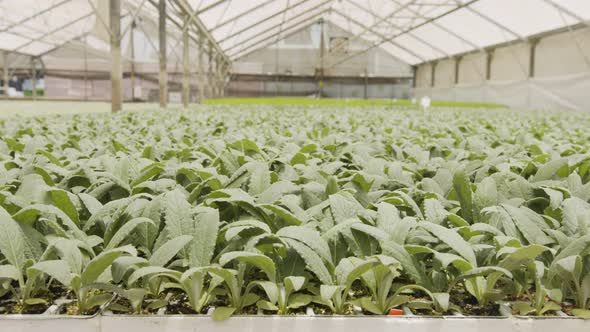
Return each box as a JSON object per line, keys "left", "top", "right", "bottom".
{"left": 0, "top": 101, "right": 185, "bottom": 118}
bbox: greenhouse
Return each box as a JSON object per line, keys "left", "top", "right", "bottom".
{"left": 1, "top": 1, "right": 590, "bottom": 331}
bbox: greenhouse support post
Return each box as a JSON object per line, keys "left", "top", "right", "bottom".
{"left": 182, "top": 14, "right": 190, "bottom": 108}
{"left": 208, "top": 43, "right": 213, "bottom": 98}
{"left": 454, "top": 56, "right": 462, "bottom": 85}
{"left": 159, "top": 0, "right": 167, "bottom": 108}
{"left": 31, "top": 56, "right": 36, "bottom": 100}
{"left": 485, "top": 50, "right": 493, "bottom": 81}
{"left": 431, "top": 61, "right": 437, "bottom": 87}
{"left": 2, "top": 51, "right": 8, "bottom": 96}
{"left": 130, "top": 20, "right": 136, "bottom": 101}
{"left": 529, "top": 39, "right": 538, "bottom": 78}
{"left": 110, "top": 0, "right": 122, "bottom": 113}
{"left": 198, "top": 32, "right": 205, "bottom": 103}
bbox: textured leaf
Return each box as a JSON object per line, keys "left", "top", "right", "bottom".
{"left": 421, "top": 221, "right": 477, "bottom": 267}
{"left": 105, "top": 217, "right": 154, "bottom": 250}
{"left": 220, "top": 251, "right": 276, "bottom": 282}
{"left": 149, "top": 235, "right": 193, "bottom": 267}
{"left": 189, "top": 207, "right": 220, "bottom": 268}
{"left": 0, "top": 206, "right": 27, "bottom": 283}
{"left": 283, "top": 238, "right": 333, "bottom": 285}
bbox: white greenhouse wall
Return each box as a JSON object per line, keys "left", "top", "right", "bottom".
{"left": 490, "top": 43, "right": 531, "bottom": 81}
{"left": 458, "top": 53, "right": 487, "bottom": 85}
{"left": 233, "top": 22, "right": 413, "bottom": 78}
{"left": 535, "top": 27, "right": 590, "bottom": 77}
{"left": 414, "top": 27, "right": 590, "bottom": 111}
{"left": 433, "top": 59, "right": 456, "bottom": 88}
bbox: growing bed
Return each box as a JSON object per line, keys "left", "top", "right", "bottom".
{"left": 0, "top": 105, "right": 589, "bottom": 330}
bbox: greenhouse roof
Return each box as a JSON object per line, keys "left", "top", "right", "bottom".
{"left": 0, "top": 0, "right": 588, "bottom": 65}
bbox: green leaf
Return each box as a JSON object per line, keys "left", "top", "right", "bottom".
{"left": 248, "top": 162, "right": 271, "bottom": 196}
{"left": 282, "top": 238, "right": 333, "bottom": 285}
{"left": 49, "top": 189, "right": 80, "bottom": 227}
{"left": 219, "top": 251, "right": 276, "bottom": 282}
{"left": 81, "top": 245, "right": 136, "bottom": 285}
{"left": 212, "top": 306, "right": 236, "bottom": 321}
{"left": 572, "top": 309, "right": 590, "bottom": 319}
{"left": 277, "top": 226, "right": 332, "bottom": 263}
{"left": 105, "top": 217, "right": 154, "bottom": 250}
{"left": 532, "top": 159, "right": 568, "bottom": 182}
{"left": 189, "top": 207, "right": 220, "bottom": 268}
{"left": 287, "top": 293, "right": 312, "bottom": 309}
{"left": 421, "top": 221, "right": 477, "bottom": 267}
{"left": 28, "top": 260, "right": 74, "bottom": 287}
{"left": 0, "top": 206, "right": 27, "bottom": 285}
{"left": 284, "top": 276, "right": 306, "bottom": 293}
{"left": 128, "top": 266, "right": 178, "bottom": 285}
{"left": 453, "top": 170, "right": 474, "bottom": 223}
{"left": 149, "top": 235, "right": 193, "bottom": 267}
{"left": 498, "top": 245, "right": 549, "bottom": 271}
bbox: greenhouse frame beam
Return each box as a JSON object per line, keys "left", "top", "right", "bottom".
{"left": 218, "top": 0, "right": 317, "bottom": 44}
{"left": 229, "top": 8, "right": 330, "bottom": 59}
{"left": 328, "top": 0, "right": 420, "bottom": 55}
{"left": 0, "top": 0, "right": 73, "bottom": 33}
{"left": 172, "top": 0, "right": 229, "bottom": 62}
{"left": 225, "top": 3, "right": 330, "bottom": 54}
{"left": 326, "top": 0, "right": 478, "bottom": 69}
{"left": 37, "top": 31, "right": 90, "bottom": 57}
{"left": 462, "top": 4, "right": 525, "bottom": 42}
{"left": 110, "top": 0, "right": 122, "bottom": 113}
{"left": 342, "top": 0, "right": 448, "bottom": 58}
{"left": 145, "top": 0, "right": 229, "bottom": 63}
{"left": 388, "top": 0, "right": 483, "bottom": 52}
{"left": 179, "top": 0, "right": 228, "bottom": 33}
{"left": 120, "top": 0, "right": 149, "bottom": 39}
{"left": 195, "top": 0, "right": 232, "bottom": 15}
{"left": 210, "top": 0, "right": 276, "bottom": 32}
{"left": 13, "top": 12, "right": 94, "bottom": 53}
{"left": 542, "top": 0, "right": 587, "bottom": 24}
{"left": 86, "top": 0, "right": 113, "bottom": 37}
{"left": 231, "top": 16, "right": 324, "bottom": 60}
{"left": 332, "top": 7, "right": 429, "bottom": 61}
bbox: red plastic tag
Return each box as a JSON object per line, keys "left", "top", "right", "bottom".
{"left": 389, "top": 308, "right": 404, "bottom": 316}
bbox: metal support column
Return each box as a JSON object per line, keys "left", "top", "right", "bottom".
{"left": 529, "top": 40, "right": 538, "bottom": 78}
{"left": 430, "top": 62, "right": 437, "bottom": 88}
{"left": 2, "top": 51, "right": 9, "bottom": 96}
{"left": 31, "top": 57, "right": 37, "bottom": 100}
{"left": 208, "top": 43, "right": 213, "bottom": 98}
{"left": 412, "top": 66, "right": 417, "bottom": 88}
{"left": 110, "top": 0, "right": 122, "bottom": 112}
{"left": 220, "top": 63, "right": 227, "bottom": 97}
{"left": 182, "top": 15, "right": 190, "bottom": 108}
{"left": 83, "top": 34, "right": 88, "bottom": 101}
{"left": 318, "top": 18, "right": 325, "bottom": 98}
{"left": 454, "top": 56, "right": 462, "bottom": 85}
{"left": 216, "top": 54, "right": 223, "bottom": 98}
{"left": 485, "top": 50, "right": 493, "bottom": 81}
{"left": 197, "top": 32, "right": 205, "bottom": 103}
{"left": 130, "top": 20, "right": 136, "bottom": 101}
{"left": 159, "top": 0, "right": 167, "bottom": 108}
{"left": 364, "top": 70, "right": 368, "bottom": 100}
